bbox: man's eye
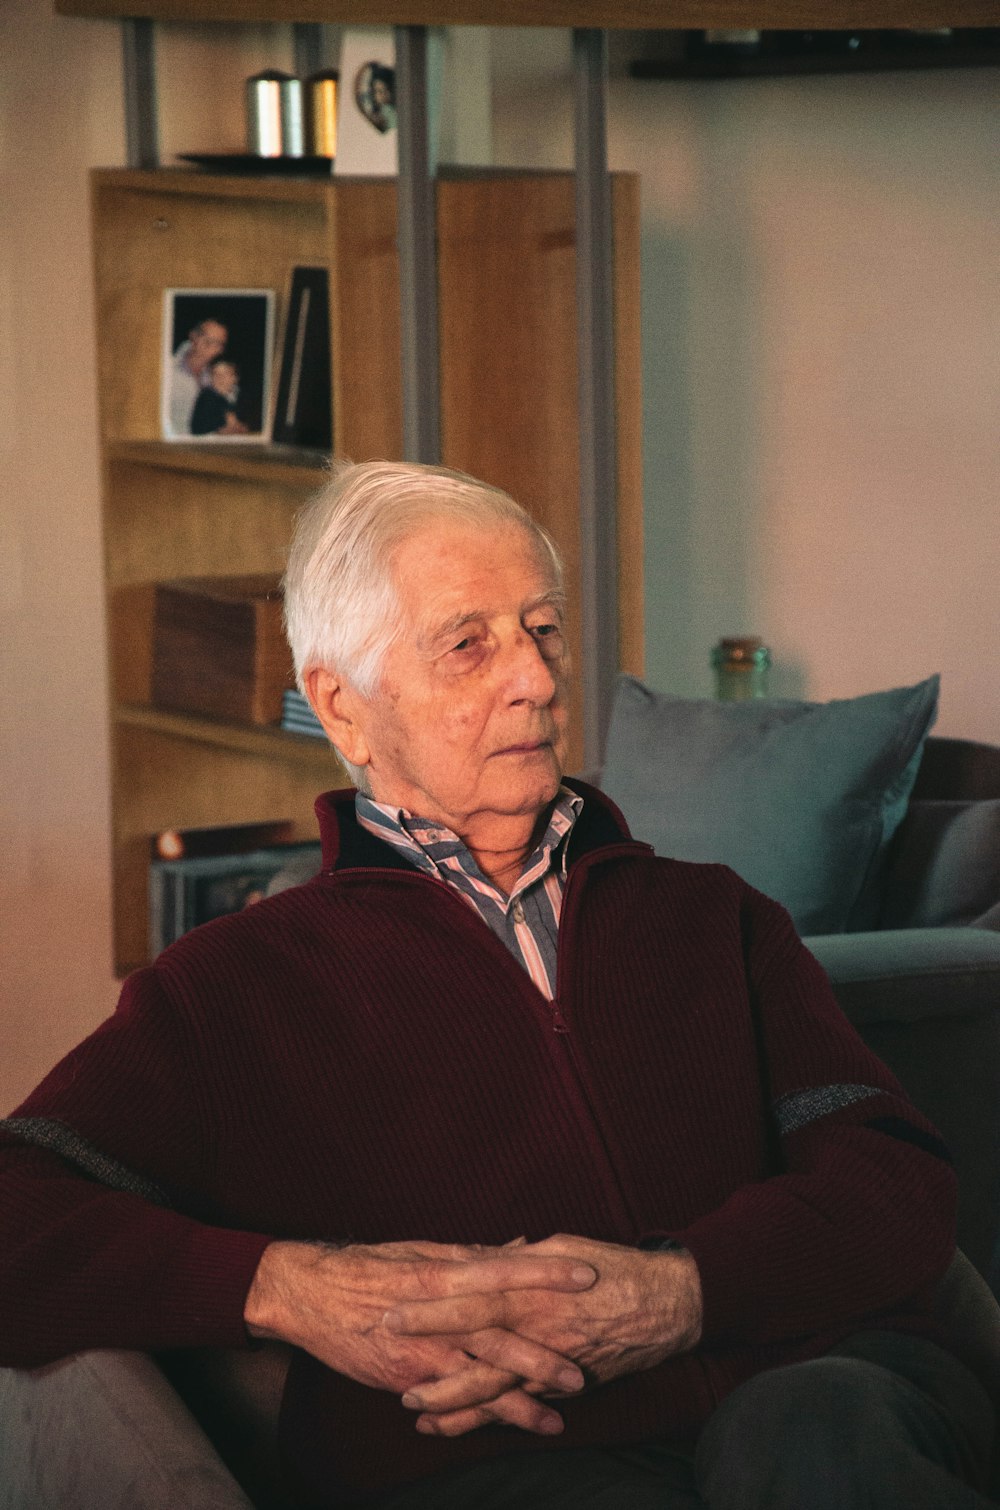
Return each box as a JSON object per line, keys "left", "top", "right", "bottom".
{"left": 530, "top": 624, "right": 564, "bottom": 657}
{"left": 452, "top": 637, "right": 473, "bottom": 653}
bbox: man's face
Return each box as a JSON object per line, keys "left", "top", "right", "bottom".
{"left": 189, "top": 321, "right": 227, "bottom": 366}
{"left": 354, "top": 518, "right": 569, "bottom": 831}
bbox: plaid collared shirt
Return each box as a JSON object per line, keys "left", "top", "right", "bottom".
{"left": 355, "top": 785, "right": 584, "bottom": 1001}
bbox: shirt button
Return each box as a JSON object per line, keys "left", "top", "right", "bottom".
{"left": 512, "top": 899, "right": 525, "bottom": 924}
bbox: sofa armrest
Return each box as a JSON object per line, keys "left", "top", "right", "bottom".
{"left": 0, "top": 1351, "right": 252, "bottom": 1510}
{"left": 805, "top": 929, "right": 1000, "bottom": 1287}
{"left": 804, "top": 927, "right": 1000, "bottom": 1025}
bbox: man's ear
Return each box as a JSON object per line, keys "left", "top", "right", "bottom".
{"left": 303, "top": 668, "right": 371, "bottom": 771}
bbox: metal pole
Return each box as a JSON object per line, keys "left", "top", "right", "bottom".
{"left": 394, "top": 24, "right": 441, "bottom": 465}
{"left": 573, "top": 27, "right": 618, "bottom": 773}
{"left": 122, "top": 18, "right": 159, "bottom": 170}
{"left": 292, "top": 23, "right": 324, "bottom": 82}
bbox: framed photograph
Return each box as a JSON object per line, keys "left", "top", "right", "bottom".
{"left": 161, "top": 288, "right": 276, "bottom": 442}
{"left": 272, "top": 267, "right": 332, "bottom": 450}
{"left": 149, "top": 841, "right": 322, "bottom": 957}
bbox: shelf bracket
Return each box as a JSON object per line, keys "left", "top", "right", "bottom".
{"left": 121, "top": 18, "right": 159, "bottom": 170}
{"left": 394, "top": 24, "right": 441, "bottom": 466}
{"left": 573, "top": 27, "right": 619, "bottom": 773}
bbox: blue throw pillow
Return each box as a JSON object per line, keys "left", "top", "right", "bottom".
{"left": 600, "top": 674, "right": 939, "bottom": 936}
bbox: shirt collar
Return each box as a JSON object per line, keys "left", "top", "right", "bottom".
{"left": 355, "top": 785, "right": 584, "bottom": 895}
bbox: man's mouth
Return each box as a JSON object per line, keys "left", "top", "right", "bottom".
{"left": 493, "top": 739, "right": 551, "bottom": 757}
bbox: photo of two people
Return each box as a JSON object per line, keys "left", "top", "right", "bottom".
{"left": 161, "top": 289, "right": 275, "bottom": 441}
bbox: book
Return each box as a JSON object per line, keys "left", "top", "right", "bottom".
{"left": 281, "top": 688, "right": 327, "bottom": 740}
{"left": 272, "top": 266, "right": 333, "bottom": 449}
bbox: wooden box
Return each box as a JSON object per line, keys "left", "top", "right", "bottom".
{"left": 151, "top": 576, "right": 293, "bottom": 725}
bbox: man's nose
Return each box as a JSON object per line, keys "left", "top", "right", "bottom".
{"left": 504, "top": 629, "right": 558, "bottom": 705}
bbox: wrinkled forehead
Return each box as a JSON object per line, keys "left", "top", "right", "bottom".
{"left": 390, "top": 515, "right": 562, "bottom": 641}
{"left": 392, "top": 514, "right": 556, "bottom": 590}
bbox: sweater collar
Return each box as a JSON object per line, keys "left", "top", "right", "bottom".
{"left": 314, "top": 777, "right": 634, "bottom": 875}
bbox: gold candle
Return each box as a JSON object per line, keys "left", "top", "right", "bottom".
{"left": 306, "top": 70, "right": 339, "bottom": 159}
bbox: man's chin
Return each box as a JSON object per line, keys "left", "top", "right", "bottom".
{"left": 499, "top": 759, "right": 563, "bottom": 815}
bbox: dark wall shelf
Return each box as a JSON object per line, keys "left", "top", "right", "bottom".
{"left": 630, "top": 31, "right": 1000, "bottom": 79}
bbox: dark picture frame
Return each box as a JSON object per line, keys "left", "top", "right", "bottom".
{"left": 161, "top": 288, "right": 276, "bottom": 442}
{"left": 149, "top": 842, "right": 322, "bottom": 956}
{"left": 271, "top": 267, "right": 333, "bottom": 450}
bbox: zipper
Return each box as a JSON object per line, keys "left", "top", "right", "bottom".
{"left": 320, "top": 864, "right": 567, "bottom": 1025}
{"left": 548, "top": 840, "right": 657, "bottom": 1231}
{"left": 321, "top": 844, "right": 653, "bottom": 1234}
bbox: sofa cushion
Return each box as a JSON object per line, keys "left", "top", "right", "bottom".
{"left": 881, "top": 800, "right": 1000, "bottom": 931}
{"left": 601, "top": 674, "right": 939, "bottom": 936}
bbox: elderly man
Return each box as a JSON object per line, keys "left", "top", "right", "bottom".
{"left": 167, "top": 316, "right": 228, "bottom": 436}
{"left": 0, "top": 462, "right": 994, "bottom": 1508}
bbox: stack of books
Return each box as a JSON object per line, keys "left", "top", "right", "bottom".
{"left": 281, "top": 688, "right": 327, "bottom": 740}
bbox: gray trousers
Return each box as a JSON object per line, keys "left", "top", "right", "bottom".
{"left": 373, "top": 1333, "right": 996, "bottom": 1509}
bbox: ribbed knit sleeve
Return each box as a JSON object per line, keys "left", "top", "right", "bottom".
{"left": 0, "top": 967, "right": 272, "bottom": 1368}
{"left": 674, "top": 885, "right": 957, "bottom": 1346}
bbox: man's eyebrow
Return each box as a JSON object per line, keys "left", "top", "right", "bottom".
{"left": 525, "top": 588, "right": 566, "bottom": 615}
{"left": 421, "top": 611, "right": 481, "bottom": 650}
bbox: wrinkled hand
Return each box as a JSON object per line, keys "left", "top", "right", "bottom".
{"left": 244, "top": 1238, "right": 596, "bottom": 1435}
{"left": 384, "top": 1234, "right": 703, "bottom": 1436}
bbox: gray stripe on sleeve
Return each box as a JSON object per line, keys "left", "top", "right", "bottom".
{"left": 0, "top": 1116, "right": 171, "bottom": 1206}
{"left": 774, "top": 1084, "right": 881, "bottom": 1137}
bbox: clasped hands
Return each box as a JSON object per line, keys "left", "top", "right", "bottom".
{"left": 246, "top": 1233, "right": 702, "bottom": 1439}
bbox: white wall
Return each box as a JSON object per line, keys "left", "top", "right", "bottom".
{"left": 493, "top": 36, "right": 1000, "bottom": 733}
{"left": 0, "top": 2, "right": 123, "bottom": 1113}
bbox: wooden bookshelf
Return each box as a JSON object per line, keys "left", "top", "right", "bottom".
{"left": 92, "top": 167, "right": 642, "bottom": 972}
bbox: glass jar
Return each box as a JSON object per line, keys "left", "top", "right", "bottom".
{"left": 712, "top": 637, "right": 771, "bottom": 700}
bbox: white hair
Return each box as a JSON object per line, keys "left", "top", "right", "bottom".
{"left": 282, "top": 459, "right": 563, "bottom": 789}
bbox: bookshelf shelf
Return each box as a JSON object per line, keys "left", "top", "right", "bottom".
{"left": 107, "top": 439, "right": 331, "bottom": 487}
{"left": 116, "top": 702, "right": 338, "bottom": 767}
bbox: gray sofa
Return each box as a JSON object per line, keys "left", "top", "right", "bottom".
{"left": 2, "top": 736, "right": 999, "bottom": 1508}
{"left": 807, "top": 736, "right": 1000, "bottom": 1288}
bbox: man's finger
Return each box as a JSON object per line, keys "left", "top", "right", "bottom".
{"left": 407, "top": 1255, "right": 595, "bottom": 1300}
{"left": 415, "top": 1391, "right": 565, "bottom": 1438}
{"left": 402, "top": 1360, "right": 519, "bottom": 1414}
{"left": 401, "top": 1329, "right": 582, "bottom": 1404}
{"left": 385, "top": 1293, "right": 499, "bottom": 1336}
{"left": 462, "top": 1326, "right": 583, "bottom": 1394}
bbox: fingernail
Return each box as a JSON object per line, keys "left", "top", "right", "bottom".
{"left": 571, "top": 1264, "right": 596, "bottom": 1284}
{"left": 383, "top": 1309, "right": 402, "bottom": 1330}
{"left": 415, "top": 1418, "right": 437, "bottom": 1434}
{"left": 401, "top": 1392, "right": 423, "bottom": 1410}
{"left": 558, "top": 1368, "right": 583, "bottom": 1391}
{"left": 539, "top": 1415, "right": 564, "bottom": 1434}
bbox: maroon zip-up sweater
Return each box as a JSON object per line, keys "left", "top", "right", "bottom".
{"left": 0, "top": 782, "right": 956, "bottom": 1503}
